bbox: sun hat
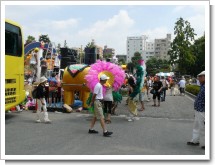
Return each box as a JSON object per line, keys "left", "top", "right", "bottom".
{"left": 40, "top": 76, "right": 47, "bottom": 83}
{"left": 197, "top": 71, "right": 205, "bottom": 77}
{"left": 100, "top": 74, "right": 110, "bottom": 80}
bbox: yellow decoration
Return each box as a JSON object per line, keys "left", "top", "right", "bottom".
{"left": 98, "top": 71, "right": 114, "bottom": 86}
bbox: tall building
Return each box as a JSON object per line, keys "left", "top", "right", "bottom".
{"left": 126, "top": 35, "right": 148, "bottom": 63}
{"left": 103, "top": 45, "right": 115, "bottom": 60}
{"left": 154, "top": 34, "right": 171, "bottom": 60}
{"left": 142, "top": 41, "right": 155, "bottom": 62}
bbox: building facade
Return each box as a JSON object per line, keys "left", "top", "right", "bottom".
{"left": 154, "top": 34, "right": 171, "bottom": 60}
{"left": 126, "top": 35, "right": 148, "bottom": 63}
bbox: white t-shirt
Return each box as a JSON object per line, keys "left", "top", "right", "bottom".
{"left": 94, "top": 83, "right": 103, "bottom": 100}
{"left": 30, "top": 52, "right": 37, "bottom": 64}
{"left": 103, "top": 87, "right": 113, "bottom": 101}
{"left": 179, "top": 79, "right": 186, "bottom": 88}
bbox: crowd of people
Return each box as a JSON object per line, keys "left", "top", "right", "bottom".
{"left": 25, "top": 49, "right": 205, "bottom": 144}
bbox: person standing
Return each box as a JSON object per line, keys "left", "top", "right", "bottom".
{"left": 160, "top": 76, "right": 169, "bottom": 101}
{"left": 35, "top": 76, "right": 51, "bottom": 123}
{"left": 187, "top": 71, "right": 205, "bottom": 149}
{"left": 47, "top": 73, "right": 58, "bottom": 107}
{"left": 89, "top": 74, "right": 113, "bottom": 137}
{"left": 152, "top": 76, "right": 163, "bottom": 107}
{"left": 30, "top": 48, "right": 39, "bottom": 83}
{"left": 40, "top": 57, "right": 47, "bottom": 77}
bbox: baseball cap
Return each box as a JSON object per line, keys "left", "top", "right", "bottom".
{"left": 40, "top": 76, "right": 47, "bottom": 83}
{"left": 100, "top": 74, "right": 110, "bottom": 80}
{"left": 197, "top": 71, "right": 205, "bottom": 77}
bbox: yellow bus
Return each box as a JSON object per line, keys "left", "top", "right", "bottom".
{"left": 5, "top": 19, "right": 25, "bottom": 110}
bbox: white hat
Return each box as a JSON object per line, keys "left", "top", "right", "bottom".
{"left": 100, "top": 74, "right": 110, "bottom": 80}
{"left": 197, "top": 71, "right": 205, "bottom": 76}
{"left": 40, "top": 76, "right": 47, "bottom": 83}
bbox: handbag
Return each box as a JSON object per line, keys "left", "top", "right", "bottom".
{"left": 150, "top": 89, "right": 156, "bottom": 94}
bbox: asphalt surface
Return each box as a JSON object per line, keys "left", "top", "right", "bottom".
{"left": 5, "top": 90, "right": 206, "bottom": 158}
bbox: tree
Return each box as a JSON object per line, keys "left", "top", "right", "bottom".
{"left": 189, "top": 34, "right": 205, "bottom": 76}
{"left": 103, "top": 53, "right": 113, "bottom": 60}
{"left": 146, "top": 57, "right": 171, "bottom": 76}
{"left": 131, "top": 51, "right": 142, "bottom": 66}
{"left": 39, "top": 34, "right": 51, "bottom": 43}
{"left": 168, "top": 17, "right": 196, "bottom": 75}
{"left": 25, "top": 35, "right": 35, "bottom": 46}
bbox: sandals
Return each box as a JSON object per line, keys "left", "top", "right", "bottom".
{"left": 105, "top": 119, "right": 111, "bottom": 124}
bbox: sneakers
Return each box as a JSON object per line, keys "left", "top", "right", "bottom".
{"left": 88, "top": 129, "right": 99, "bottom": 134}
{"left": 187, "top": 141, "right": 200, "bottom": 146}
{"left": 128, "top": 118, "right": 133, "bottom": 122}
{"left": 44, "top": 119, "right": 52, "bottom": 124}
{"left": 103, "top": 131, "right": 113, "bottom": 137}
{"left": 35, "top": 119, "right": 41, "bottom": 123}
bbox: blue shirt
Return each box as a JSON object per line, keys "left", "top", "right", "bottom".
{"left": 194, "top": 84, "right": 205, "bottom": 112}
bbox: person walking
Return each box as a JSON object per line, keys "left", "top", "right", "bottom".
{"left": 35, "top": 76, "right": 51, "bottom": 123}
{"left": 178, "top": 76, "right": 186, "bottom": 96}
{"left": 103, "top": 83, "right": 113, "bottom": 124}
{"left": 151, "top": 76, "right": 163, "bottom": 107}
{"left": 88, "top": 74, "right": 113, "bottom": 137}
{"left": 169, "top": 79, "right": 176, "bottom": 96}
{"left": 160, "top": 76, "right": 169, "bottom": 101}
{"left": 187, "top": 71, "right": 205, "bottom": 149}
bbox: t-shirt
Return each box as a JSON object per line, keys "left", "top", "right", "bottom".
{"left": 94, "top": 83, "right": 103, "bottom": 100}
{"left": 103, "top": 87, "right": 113, "bottom": 101}
{"left": 153, "top": 81, "right": 163, "bottom": 91}
{"left": 30, "top": 52, "right": 37, "bottom": 64}
{"left": 179, "top": 79, "right": 186, "bottom": 88}
{"left": 48, "top": 77, "right": 57, "bottom": 91}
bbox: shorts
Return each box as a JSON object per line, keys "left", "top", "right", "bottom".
{"left": 139, "top": 92, "right": 145, "bottom": 101}
{"left": 94, "top": 100, "right": 104, "bottom": 119}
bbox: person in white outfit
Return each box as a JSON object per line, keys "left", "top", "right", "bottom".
{"left": 187, "top": 71, "right": 205, "bottom": 149}
{"left": 35, "top": 76, "right": 51, "bottom": 123}
{"left": 178, "top": 76, "right": 186, "bottom": 96}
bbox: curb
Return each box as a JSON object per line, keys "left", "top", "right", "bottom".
{"left": 185, "top": 91, "right": 197, "bottom": 100}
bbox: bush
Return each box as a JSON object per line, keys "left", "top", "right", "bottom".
{"left": 185, "top": 85, "right": 200, "bottom": 96}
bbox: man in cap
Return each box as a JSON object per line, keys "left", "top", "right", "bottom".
{"left": 88, "top": 74, "right": 113, "bottom": 137}
{"left": 187, "top": 71, "right": 205, "bottom": 149}
{"left": 35, "top": 76, "right": 51, "bottom": 123}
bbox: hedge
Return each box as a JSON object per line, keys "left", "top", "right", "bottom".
{"left": 185, "top": 84, "right": 200, "bottom": 96}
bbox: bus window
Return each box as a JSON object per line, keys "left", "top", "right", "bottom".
{"left": 5, "top": 22, "right": 22, "bottom": 57}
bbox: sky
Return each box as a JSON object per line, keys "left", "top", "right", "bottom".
{"left": 4, "top": 1, "right": 207, "bottom": 55}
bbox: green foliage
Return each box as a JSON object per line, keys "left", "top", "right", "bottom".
{"left": 85, "top": 42, "right": 96, "bottom": 49}
{"left": 185, "top": 84, "right": 200, "bottom": 96}
{"left": 189, "top": 34, "right": 205, "bottom": 76}
{"left": 25, "top": 35, "right": 36, "bottom": 46}
{"left": 118, "top": 58, "right": 126, "bottom": 65}
{"left": 168, "top": 17, "right": 196, "bottom": 75}
{"left": 146, "top": 57, "right": 170, "bottom": 76}
{"left": 103, "top": 53, "right": 113, "bottom": 59}
{"left": 131, "top": 51, "right": 142, "bottom": 66}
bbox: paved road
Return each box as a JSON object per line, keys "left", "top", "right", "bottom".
{"left": 5, "top": 90, "right": 206, "bottom": 158}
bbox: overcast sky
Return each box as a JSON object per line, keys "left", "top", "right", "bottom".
{"left": 4, "top": 1, "right": 207, "bottom": 55}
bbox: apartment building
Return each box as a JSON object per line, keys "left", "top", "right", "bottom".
{"left": 154, "top": 34, "right": 171, "bottom": 60}
{"left": 126, "top": 35, "right": 148, "bottom": 63}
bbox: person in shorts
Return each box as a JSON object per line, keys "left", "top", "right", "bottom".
{"left": 88, "top": 74, "right": 113, "bottom": 137}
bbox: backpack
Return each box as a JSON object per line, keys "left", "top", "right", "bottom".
{"left": 32, "top": 87, "right": 38, "bottom": 99}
